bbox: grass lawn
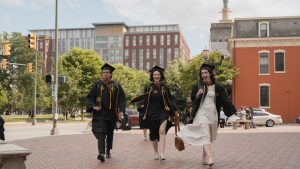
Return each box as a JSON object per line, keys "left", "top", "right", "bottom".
{"left": 2, "top": 114, "right": 92, "bottom": 123}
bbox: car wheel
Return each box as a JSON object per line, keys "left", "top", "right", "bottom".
{"left": 266, "top": 120, "right": 274, "bottom": 127}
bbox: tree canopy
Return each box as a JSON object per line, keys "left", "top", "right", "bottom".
{"left": 1, "top": 32, "right": 238, "bottom": 115}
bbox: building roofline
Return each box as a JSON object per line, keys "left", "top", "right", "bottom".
{"left": 234, "top": 16, "right": 300, "bottom": 21}
{"left": 130, "top": 24, "right": 180, "bottom": 27}
{"left": 92, "top": 22, "right": 129, "bottom": 28}
{"left": 228, "top": 36, "right": 300, "bottom": 41}
{"left": 29, "top": 27, "right": 95, "bottom": 32}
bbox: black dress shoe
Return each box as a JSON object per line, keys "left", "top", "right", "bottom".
{"left": 97, "top": 154, "right": 105, "bottom": 162}
{"left": 106, "top": 150, "right": 111, "bottom": 158}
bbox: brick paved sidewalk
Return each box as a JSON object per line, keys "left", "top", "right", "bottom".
{"left": 8, "top": 131, "right": 300, "bottom": 169}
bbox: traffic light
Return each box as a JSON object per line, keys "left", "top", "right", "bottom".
{"left": 1, "top": 59, "right": 8, "bottom": 70}
{"left": 27, "top": 63, "right": 33, "bottom": 73}
{"left": 28, "top": 33, "right": 37, "bottom": 50}
{"left": 3, "top": 41, "right": 11, "bottom": 56}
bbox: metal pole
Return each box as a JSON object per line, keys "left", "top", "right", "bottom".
{"left": 32, "top": 52, "right": 37, "bottom": 125}
{"left": 51, "top": 0, "right": 59, "bottom": 135}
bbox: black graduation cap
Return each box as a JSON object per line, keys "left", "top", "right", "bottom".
{"left": 200, "top": 63, "right": 215, "bottom": 70}
{"left": 101, "top": 63, "right": 115, "bottom": 73}
{"left": 149, "top": 65, "right": 165, "bottom": 73}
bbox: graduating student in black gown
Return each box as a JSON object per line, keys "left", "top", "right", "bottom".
{"left": 86, "top": 63, "right": 126, "bottom": 162}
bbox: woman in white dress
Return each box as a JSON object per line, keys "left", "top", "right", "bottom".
{"left": 179, "top": 63, "right": 236, "bottom": 166}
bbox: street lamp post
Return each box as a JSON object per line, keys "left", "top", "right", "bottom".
{"left": 50, "top": 0, "right": 59, "bottom": 135}
{"left": 32, "top": 52, "right": 37, "bottom": 125}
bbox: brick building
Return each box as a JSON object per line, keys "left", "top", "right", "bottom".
{"left": 229, "top": 16, "right": 300, "bottom": 122}
{"left": 29, "top": 22, "right": 190, "bottom": 74}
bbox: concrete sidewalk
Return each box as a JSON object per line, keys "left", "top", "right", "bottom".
{"left": 5, "top": 123, "right": 300, "bottom": 169}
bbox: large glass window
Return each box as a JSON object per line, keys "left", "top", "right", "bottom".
{"left": 153, "top": 35, "right": 157, "bottom": 45}
{"left": 174, "top": 34, "right": 179, "bottom": 45}
{"left": 146, "top": 35, "right": 150, "bottom": 46}
{"left": 259, "top": 53, "right": 269, "bottom": 74}
{"left": 153, "top": 49, "right": 157, "bottom": 59}
{"left": 146, "top": 61, "right": 150, "bottom": 71}
{"left": 133, "top": 36, "right": 136, "bottom": 46}
{"left": 139, "top": 49, "right": 144, "bottom": 70}
{"left": 139, "top": 35, "right": 143, "bottom": 46}
{"left": 167, "top": 35, "right": 171, "bottom": 45}
{"left": 132, "top": 49, "right": 136, "bottom": 68}
{"left": 160, "top": 35, "right": 164, "bottom": 46}
{"left": 167, "top": 48, "right": 172, "bottom": 64}
{"left": 259, "top": 85, "right": 270, "bottom": 107}
{"left": 275, "top": 52, "right": 285, "bottom": 72}
{"left": 125, "top": 36, "right": 129, "bottom": 47}
{"left": 124, "top": 49, "right": 129, "bottom": 60}
{"left": 160, "top": 48, "right": 164, "bottom": 67}
{"left": 146, "top": 49, "right": 150, "bottom": 60}
{"left": 174, "top": 48, "right": 179, "bottom": 59}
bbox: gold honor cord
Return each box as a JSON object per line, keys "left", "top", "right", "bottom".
{"left": 162, "top": 87, "right": 170, "bottom": 111}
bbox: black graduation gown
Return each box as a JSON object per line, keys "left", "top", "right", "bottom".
{"left": 86, "top": 80, "right": 126, "bottom": 133}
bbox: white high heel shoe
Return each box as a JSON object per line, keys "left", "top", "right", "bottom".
{"left": 154, "top": 153, "right": 159, "bottom": 160}
{"left": 207, "top": 156, "right": 214, "bottom": 166}
{"left": 159, "top": 153, "right": 166, "bottom": 162}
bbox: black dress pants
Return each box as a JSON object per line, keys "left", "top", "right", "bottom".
{"left": 92, "top": 119, "right": 115, "bottom": 154}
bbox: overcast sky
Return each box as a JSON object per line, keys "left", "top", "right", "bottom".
{"left": 0, "top": 0, "right": 299, "bottom": 56}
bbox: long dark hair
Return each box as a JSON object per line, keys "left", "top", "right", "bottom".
{"left": 150, "top": 70, "right": 165, "bottom": 82}
{"left": 199, "top": 67, "right": 216, "bottom": 84}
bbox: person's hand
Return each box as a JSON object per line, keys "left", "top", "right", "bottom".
{"left": 93, "top": 106, "right": 101, "bottom": 111}
{"left": 196, "top": 88, "right": 204, "bottom": 97}
{"left": 175, "top": 111, "right": 180, "bottom": 117}
{"left": 118, "top": 112, "right": 124, "bottom": 121}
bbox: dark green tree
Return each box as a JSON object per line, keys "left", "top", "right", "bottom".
{"left": 60, "top": 48, "right": 103, "bottom": 118}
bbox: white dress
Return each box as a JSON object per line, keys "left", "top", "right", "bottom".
{"left": 178, "top": 85, "right": 218, "bottom": 146}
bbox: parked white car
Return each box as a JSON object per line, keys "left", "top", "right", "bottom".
{"left": 252, "top": 109, "right": 283, "bottom": 127}
{"left": 226, "top": 108, "right": 283, "bottom": 127}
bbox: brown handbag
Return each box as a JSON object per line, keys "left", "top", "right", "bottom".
{"left": 174, "top": 115, "right": 185, "bottom": 151}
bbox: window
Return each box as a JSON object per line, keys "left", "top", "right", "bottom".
{"left": 174, "top": 48, "right": 179, "bottom": 59}
{"left": 124, "top": 49, "right": 129, "bottom": 60}
{"left": 259, "top": 84, "right": 270, "bottom": 107}
{"left": 274, "top": 51, "right": 285, "bottom": 72}
{"left": 146, "top": 35, "right": 150, "bottom": 46}
{"left": 174, "top": 34, "right": 179, "bottom": 45}
{"left": 132, "top": 49, "right": 136, "bottom": 68}
{"left": 125, "top": 36, "right": 129, "bottom": 47}
{"left": 160, "top": 48, "right": 164, "bottom": 67}
{"left": 167, "top": 35, "right": 171, "bottom": 45}
{"left": 139, "top": 49, "right": 144, "bottom": 70}
{"left": 153, "top": 49, "right": 157, "bottom": 59}
{"left": 259, "top": 22, "right": 269, "bottom": 37}
{"left": 146, "top": 61, "right": 150, "bottom": 71}
{"left": 167, "top": 48, "right": 172, "bottom": 64}
{"left": 160, "top": 35, "right": 164, "bottom": 45}
{"left": 139, "top": 35, "right": 143, "bottom": 46}
{"left": 259, "top": 52, "right": 269, "bottom": 74}
{"left": 146, "top": 49, "right": 150, "bottom": 59}
{"left": 153, "top": 35, "right": 157, "bottom": 45}
{"left": 133, "top": 36, "right": 136, "bottom": 46}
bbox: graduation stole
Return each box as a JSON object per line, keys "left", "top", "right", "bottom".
{"left": 98, "top": 83, "right": 115, "bottom": 110}
{"left": 161, "top": 86, "right": 170, "bottom": 112}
